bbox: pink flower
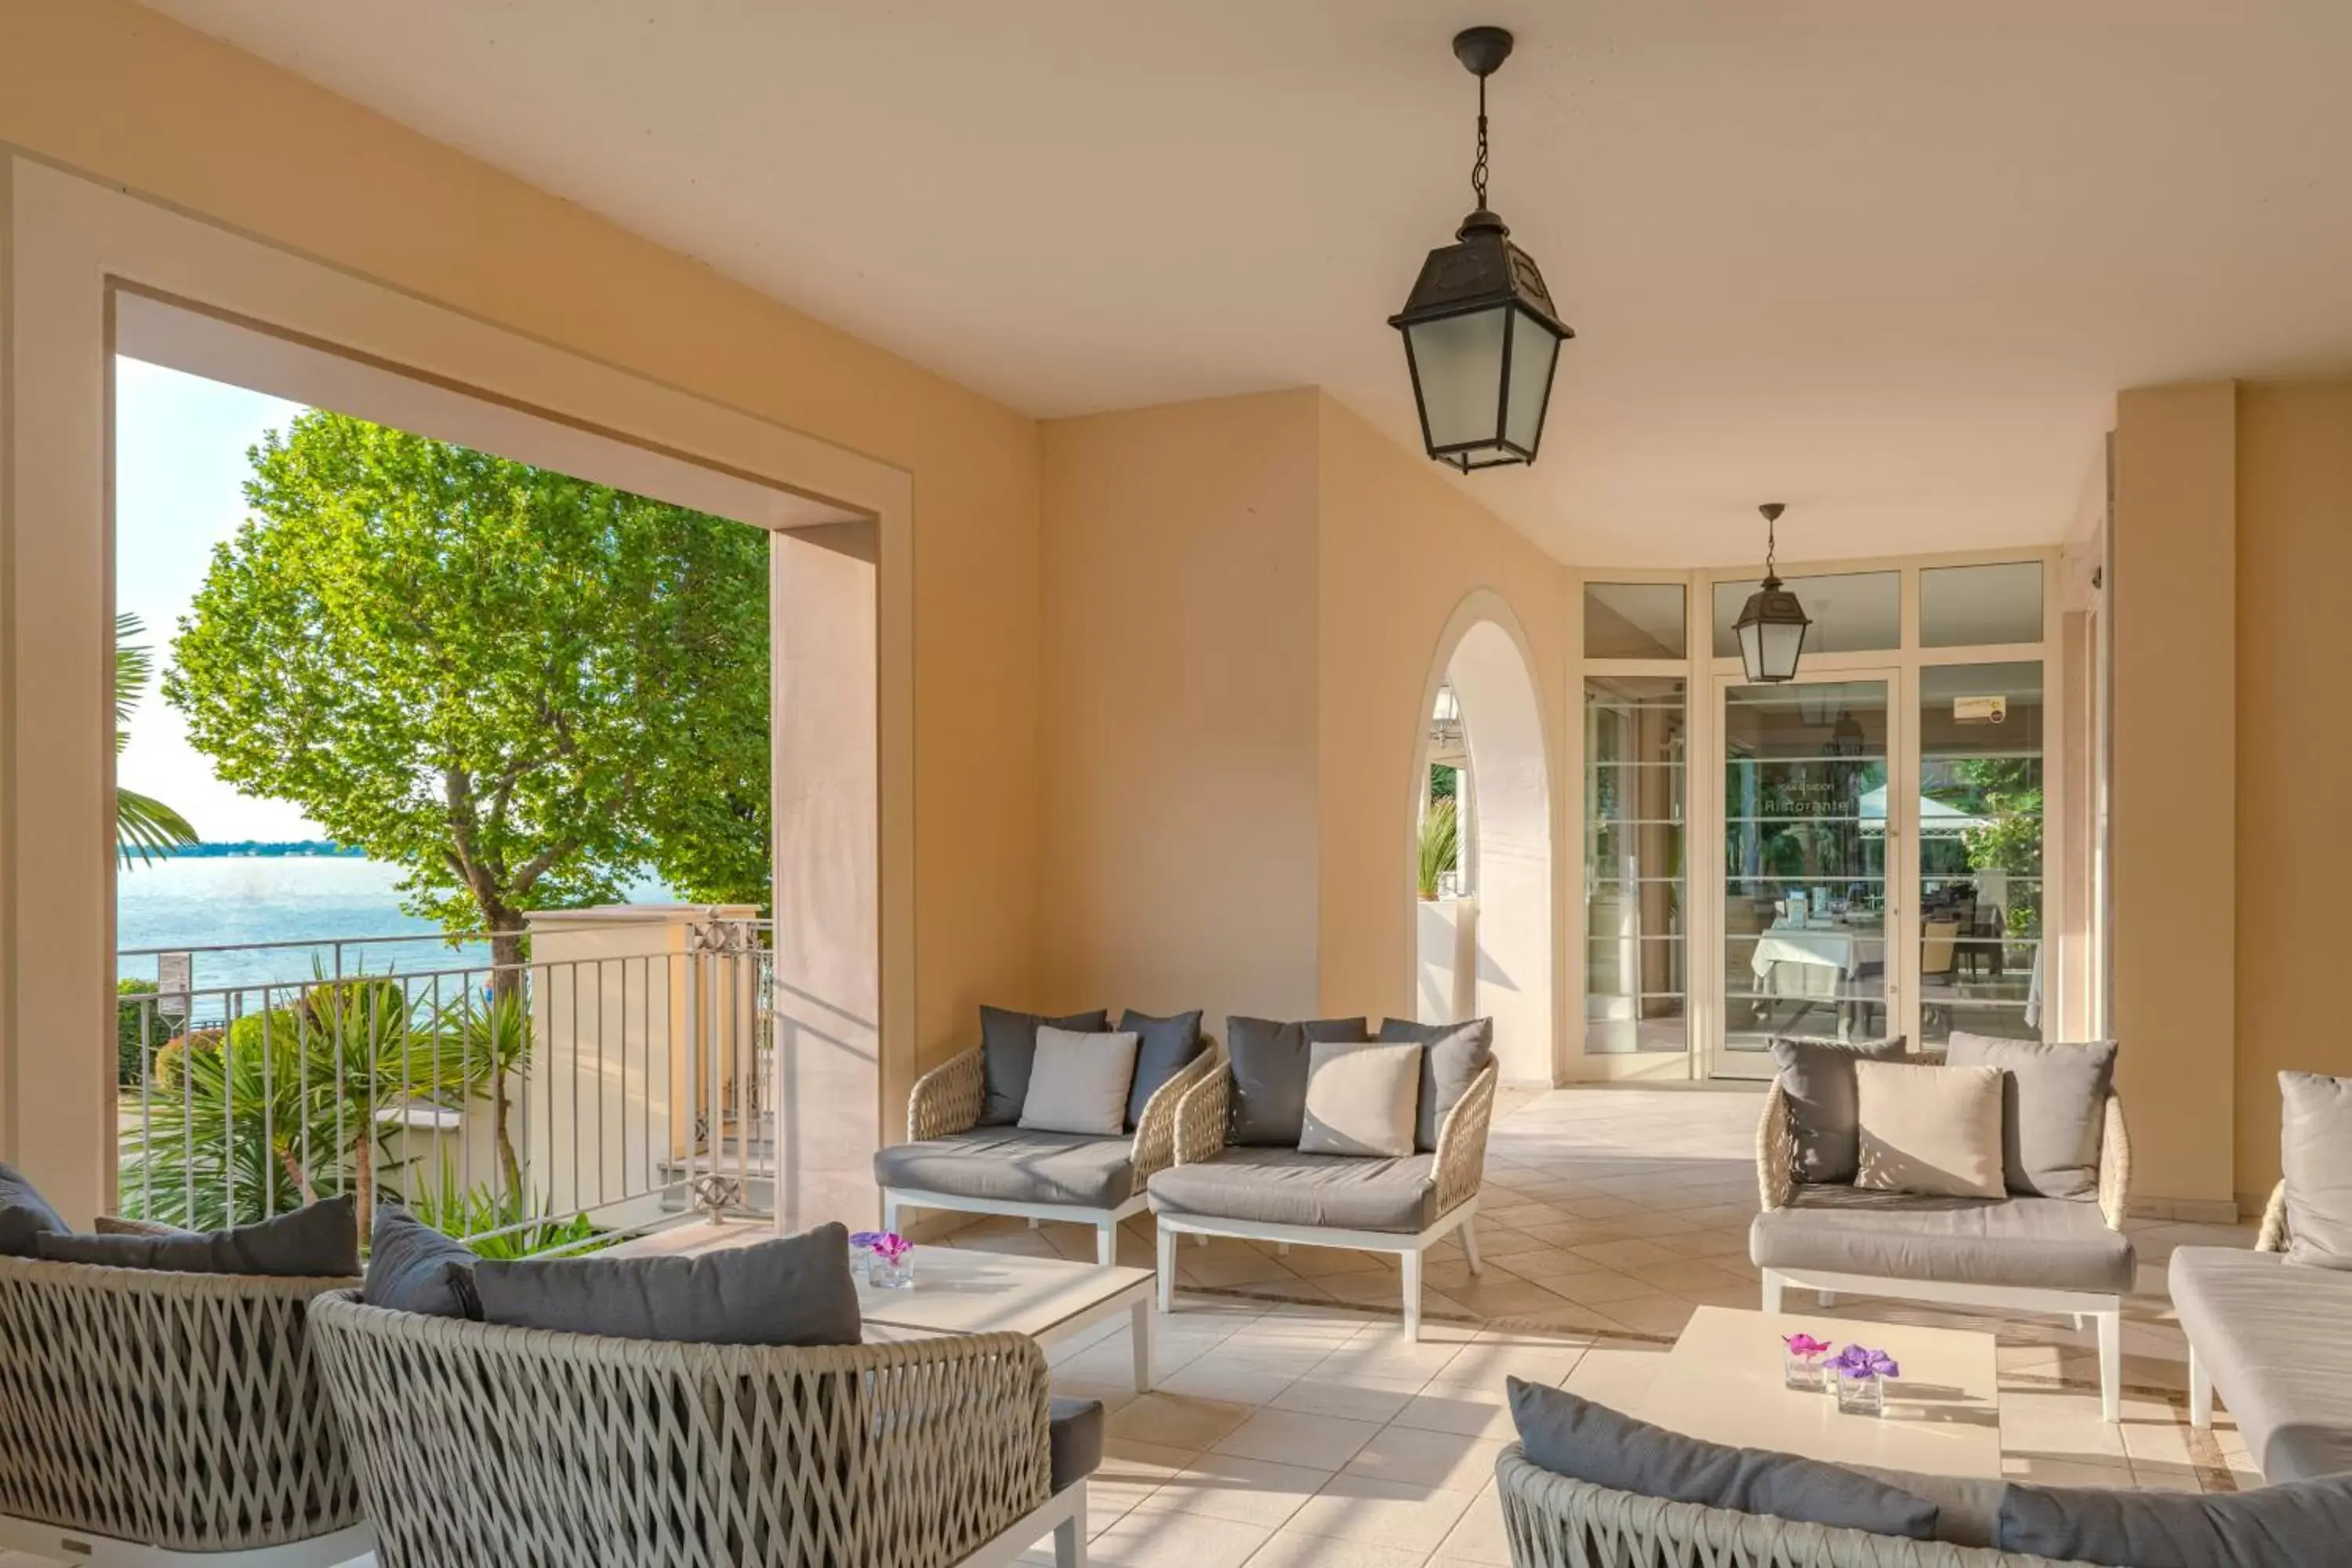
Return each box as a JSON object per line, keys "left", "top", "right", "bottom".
{"left": 1782, "top": 1333, "right": 1831, "bottom": 1359}
{"left": 851, "top": 1230, "right": 914, "bottom": 1263}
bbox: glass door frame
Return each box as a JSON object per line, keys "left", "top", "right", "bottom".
{"left": 1697, "top": 665, "right": 1911, "bottom": 1081}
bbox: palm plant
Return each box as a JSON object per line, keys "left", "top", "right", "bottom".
{"left": 115, "top": 612, "right": 198, "bottom": 865}
{"left": 1417, "top": 797, "right": 1461, "bottom": 901}
{"left": 428, "top": 986, "right": 531, "bottom": 1203}
{"left": 407, "top": 1171, "right": 604, "bottom": 1259}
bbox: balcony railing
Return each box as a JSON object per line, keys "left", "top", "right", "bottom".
{"left": 113, "top": 913, "right": 775, "bottom": 1254}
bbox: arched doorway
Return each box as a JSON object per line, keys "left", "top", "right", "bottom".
{"left": 1410, "top": 593, "right": 1555, "bottom": 1083}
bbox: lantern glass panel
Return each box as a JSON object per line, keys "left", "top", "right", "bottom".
{"left": 1740, "top": 616, "right": 1808, "bottom": 682}
{"left": 1504, "top": 307, "right": 1561, "bottom": 455}
{"left": 1406, "top": 307, "right": 1508, "bottom": 451}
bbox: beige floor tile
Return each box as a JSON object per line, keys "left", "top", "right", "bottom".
{"left": 1537, "top": 1268, "right": 1655, "bottom": 1307}
{"left": 1276, "top": 1246, "right": 1403, "bottom": 1278}
{"left": 1595, "top": 1293, "right": 1700, "bottom": 1338}
{"left": 1153, "top": 1450, "right": 1334, "bottom": 1529}
{"left": 1162, "top": 1356, "right": 1305, "bottom": 1407}
{"left": 1432, "top": 1482, "right": 1512, "bottom": 1565}
{"left": 1241, "top": 1529, "right": 1432, "bottom": 1568}
{"left": 1075, "top": 1501, "right": 1276, "bottom": 1568}
{"left": 1287, "top": 1473, "right": 1478, "bottom": 1555}
{"left": 1344, "top": 1425, "right": 1508, "bottom": 1491}
{"left": 1617, "top": 1256, "right": 1754, "bottom": 1295}
{"left": 1428, "top": 1276, "right": 1576, "bottom": 1319}
{"left": 1272, "top": 1371, "right": 1425, "bottom": 1424}
{"left": 1464, "top": 1225, "right": 1554, "bottom": 1260}
{"left": 1091, "top": 1438, "right": 1207, "bottom": 1516}
{"left": 1390, "top": 1385, "right": 1519, "bottom": 1441}
{"left": 1422, "top": 1338, "right": 1584, "bottom": 1389}
{"left": 1111, "top": 1392, "right": 1253, "bottom": 1451}
{"left": 1566, "top": 1237, "right": 1690, "bottom": 1271}
{"left": 1214, "top": 1407, "right": 1387, "bottom": 1469}
{"left": 1562, "top": 1344, "right": 1669, "bottom": 1408}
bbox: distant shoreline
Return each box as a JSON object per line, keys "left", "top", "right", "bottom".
{"left": 147, "top": 840, "right": 364, "bottom": 859}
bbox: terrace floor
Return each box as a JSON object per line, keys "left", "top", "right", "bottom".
{"left": 939, "top": 1083, "right": 2262, "bottom": 1568}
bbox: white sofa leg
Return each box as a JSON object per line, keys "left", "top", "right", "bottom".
{"left": 1401, "top": 1249, "right": 1424, "bottom": 1341}
{"left": 1761, "top": 1269, "right": 1784, "bottom": 1313}
{"left": 2190, "top": 1343, "right": 2213, "bottom": 1428}
{"left": 1817, "top": 1290, "right": 1838, "bottom": 1307}
{"left": 1096, "top": 1221, "right": 1118, "bottom": 1267}
{"left": 1054, "top": 1486, "right": 1087, "bottom": 1567}
{"left": 1461, "top": 1212, "right": 1483, "bottom": 1275}
{"left": 1156, "top": 1225, "right": 1176, "bottom": 1312}
{"left": 882, "top": 1193, "right": 902, "bottom": 1236}
{"left": 2096, "top": 1308, "right": 2122, "bottom": 1423}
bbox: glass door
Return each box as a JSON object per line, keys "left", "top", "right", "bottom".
{"left": 1711, "top": 673, "right": 1901, "bottom": 1076}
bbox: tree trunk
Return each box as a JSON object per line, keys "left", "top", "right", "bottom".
{"left": 488, "top": 922, "right": 526, "bottom": 1203}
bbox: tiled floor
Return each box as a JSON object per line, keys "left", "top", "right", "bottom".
{"left": 935, "top": 1083, "right": 2265, "bottom": 1568}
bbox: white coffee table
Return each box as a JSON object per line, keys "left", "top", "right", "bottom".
{"left": 1620, "top": 1306, "right": 2002, "bottom": 1478}
{"left": 611, "top": 1219, "right": 1158, "bottom": 1390}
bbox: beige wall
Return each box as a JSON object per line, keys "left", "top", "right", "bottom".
{"left": 2110, "top": 382, "right": 2238, "bottom": 1208}
{"left": 1035, "top": 391, "right": 1325, "bottom": 1025}
{"left": 1314, "top": 398, "right": 1570, "bottom": 1064}
{"left": 2234, "top": 382, "right": 2352, "bottom": 1200}
{"left": 0, "top": 0, "right": 1040, "bottom": 1089}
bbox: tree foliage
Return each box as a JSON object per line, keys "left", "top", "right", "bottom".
{"left": 116, "top": 612, "right": 198, "bottom": 866}
{"left": 163, "top": 413, "right": 770, "bottom": 945}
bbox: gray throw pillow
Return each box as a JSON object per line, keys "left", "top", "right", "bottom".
{"left": 1378, "top": 1018, "right": 1495, "bottom": 1151}
{"left": 1121, "top": 1009, "right": 1206, "bottom": 1129}
{"left": 1018, "top": 1028, "right": 1139, "bottom": 1137}
{"left": 473, "top": 1221, "right": 860, "bottom": 1346}
{"left": 1507, "top": 1379, "right": 1938, "bottom": 1540}
{"left": 978, "top": 1006, "right": 1110, "bottom": 1126}
{"left": 2281, "top": 1071, "right": 2352, "bottom": 1269}
{"left": 1999, "top": 1473, "right": 2352, "bottom": 1566}
{"left": 34, "top": 1195, "right": 358, "bottom": 1276}
{"left": 1225, "top": 1017, "right": 1370, "bottom": 1146}
{"left": 1768, "top": 1036, "right": 1911, "bottom": 1184}
{"left": 1945, "top": 1033, "right": 2117, "bottom": 1198}
{"left": 0, "top": 1163, "right": 69, "bottom": 1258}
{"left": 364, "top": 1206, "right": 481, "bottom": 1319}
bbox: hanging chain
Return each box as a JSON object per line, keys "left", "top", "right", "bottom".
{"left": 1471, "top": 74, "right": 1491, "bottom": 209}
{"left": 1765, "top": 514, "right": 1777, "bottom": 579}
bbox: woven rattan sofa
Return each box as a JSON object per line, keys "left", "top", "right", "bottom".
{"left": 2177, "top": 1180, "right": 2352, "bottom": 1481}
{"left": 1148, "top": 1054, "right": 1497, "bottom": 1339}
{"left": 878, "top": 1039, "right": 1225, "bottom": 1265}
{"left": 310, "top": 1289, "right": 1095, "bottom": 1568}
{"left": 1751, "top": 1076, "right": 2134, "bottom": 1421}
{"left": 0, "top": 1227, "right": 368, "bottom": 1567}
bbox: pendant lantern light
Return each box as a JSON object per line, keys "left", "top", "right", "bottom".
{"left": 1734, "top": 503, "right": 1813, "bottom": 684}
{"left": 1389, "top": 26, "right": 1572, "bottom": 472}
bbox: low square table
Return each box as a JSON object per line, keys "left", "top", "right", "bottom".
{"left": 611, "top": 1218, "right": 1158, "bottom": 1390}
{"left": 1620, "top": 1306, "right": 2002, "bottom": 1478}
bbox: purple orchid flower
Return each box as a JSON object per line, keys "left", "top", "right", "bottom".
{"left": 1782, "top": 1333, "right": 1831, "bottom": 1359}
{"left": 1828, "top": 1344, "right": 1900, "bottom": 1381}
{"left": 851, "top": 1229, "right": 913, "bottom": 1263}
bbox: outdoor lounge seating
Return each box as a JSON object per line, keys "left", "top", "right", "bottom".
{"left": 310, "top": 1288, "right": 1100, "bottom": 1568}
{"left": 0, "top": 1221, "right": 368, "bottom": 1567}
{"left": 1752, "top": 1040, "right": 2135, "bottom": 1421}
{"left": 877, "top": 1025, "right": 1225, "bottom": 1266}
{"left": 1149, "top": 1019, "right": 1497, "bottom": 1339}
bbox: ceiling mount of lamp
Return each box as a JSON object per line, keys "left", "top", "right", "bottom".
{"left": 1389, "top": 26, "right": 1572, "bottom": 473}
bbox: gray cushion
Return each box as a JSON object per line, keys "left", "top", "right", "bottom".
{"left": 1048, "top": 1396, "right": 1105, "bottom": 1492}
{"left": 979, "top": 1007, "right": 1110, "bottom": 1126}
{"left": 473, "top": 1221, "right": 860, "bottom": 1346}
{"left": 0, "top": 1163, "right": 69, "bottom": 1258}
{"left": 874, "top": 1128, "right": 1136, "bottom": 1208}
{"left": 1148, "top": 1146, "right": 1438, "bottom": 1232}
{"left": 1853, "top": 1466, "right": 2005, "bottom": 1549}
{"left": 1999, "top": 1473, "right": 2352, "bottom": 1567}
{"left": 1121, "top": 1009, "right": 1206, "bottom": 1129}
{"left": 364, "top": 1205, "right": 481, "bottom": 1318}
{"left": 34, "top": 1195, "right": 358, "bottom": 1276}
{"left": 2169, "top": 1246, "right": 2352, "bottom": 1482}
{"left": 1506, "top": 1380, "right": 1938, "bottom": 1541}
{"left": 1225, "top": 1017, "right": 1370, "bottom": 1146}
{"left": 1378, "top": 1017, "right": 1495, "bottom": 1151}
{"left": 1018, "top": 1029, "right": 1138, "bottom": 1137}
{"left": 2281, "top": 1071, "right": 2352, "bottom": 1269}
{"left": 1749, "top": 1185, "right": 2134, "bottom": 1294}
{"left": 1769, "top": 1036, "right": 1911, "bottom": 1183}
{"left": 1946, "top": 1033, "right": 2116, "bottom": 1198}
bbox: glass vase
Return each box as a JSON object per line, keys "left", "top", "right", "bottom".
{"left": 1782, "top": 1349, "right": 1827, "bottom": 1392}
{"left": 1834, "top": 1370, "right": 1885, "bottom": 1417}
{"left": 868, "top": 1250, "right": 913, "bottom": 1290}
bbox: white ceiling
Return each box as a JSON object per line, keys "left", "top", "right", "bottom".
{"left": 139, "top": 1, "right": 2352, "bottom": 565}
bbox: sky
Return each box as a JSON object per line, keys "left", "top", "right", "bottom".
{"left": 114, "top": 357, "right": 320, "bottom": 842}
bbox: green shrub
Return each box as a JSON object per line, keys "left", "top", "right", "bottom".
{"left": 151, "top": 1026, "right": 223, "bottom": 1094}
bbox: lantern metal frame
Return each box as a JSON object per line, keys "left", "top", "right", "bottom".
{"left": 1733, "top": 503, "right": 1814, "bottom": 684}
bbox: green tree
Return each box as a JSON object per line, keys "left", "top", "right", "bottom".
{"left": 116, "top": 613, "right": 198, "bottom": 866}
{"left": 164, "top": 412, "right": 771, "bottom": 970}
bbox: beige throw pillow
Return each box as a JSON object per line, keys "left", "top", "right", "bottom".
{"left": 1853, "top": 1060, "right": 2005, "bottom": 1200}
{"left": 1299, "top": 1040, "right": 1421, "bottom": 1158}
{"left": 1018, "top": 1027, "right": 1139, "bottom": 1137}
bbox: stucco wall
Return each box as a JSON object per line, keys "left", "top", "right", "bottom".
{"left": 0, "top": 0, "right": 1042, "bottom": 1080}
{"left": 1035, "top": 391, "right": 1325, "bottom": 1027}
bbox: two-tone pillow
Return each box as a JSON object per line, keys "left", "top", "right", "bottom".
{"left": 1853, "top": 1061, "right": 2005, "bottom": 1200}
{"left": 2280, "top": 1071, "right": 2352, "bottom": 1269}
{"left": 1225, "top": 1017, "right": 1371, "bottom": 1145}
{"left": 1299, "top": 1040, "right": 1422, "bottom": 1158}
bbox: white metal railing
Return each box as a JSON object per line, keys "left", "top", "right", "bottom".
{"left": 111, "top": 916, "right": 774, "bottom": 1254}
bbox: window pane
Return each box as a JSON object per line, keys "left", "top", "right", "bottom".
{"left": 1921, "top": 662, "right": 2045, "bottom": 1044}
{"left": 1586, "top": 677, "right": 1686, "bottom": 1054}
{"left": 1711, "top": 572, "right": 1900, "bottom": 656}
{"left": 1584, "top": 583, "right": 1686, "bottom": 660}
{"left": 1922, "top": 561, "right": 2043, "bottom": 648}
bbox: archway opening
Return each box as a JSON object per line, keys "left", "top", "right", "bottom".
{"left": 1412, "top": 608, "right": 1555, "bottom": 1083}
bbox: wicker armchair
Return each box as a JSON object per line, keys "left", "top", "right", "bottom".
{"left": 1495, "top": 1446, "right": 2091, "bottom": 1568}
{"left": 880, "top": 1040, "right": 1225, "bottom": 1265}
{"left": 1752, "top": 1078, "right": 2136, "bottom": 1421}
{"left": 1152, "top": 1058, "right": 1499, "bottom": 1340}
{"left": 0, "top": 1250, "right": 368, "bottom": 1567}
{"left": 310, "top": 1290, "right": 1088, "bottom": 1568}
